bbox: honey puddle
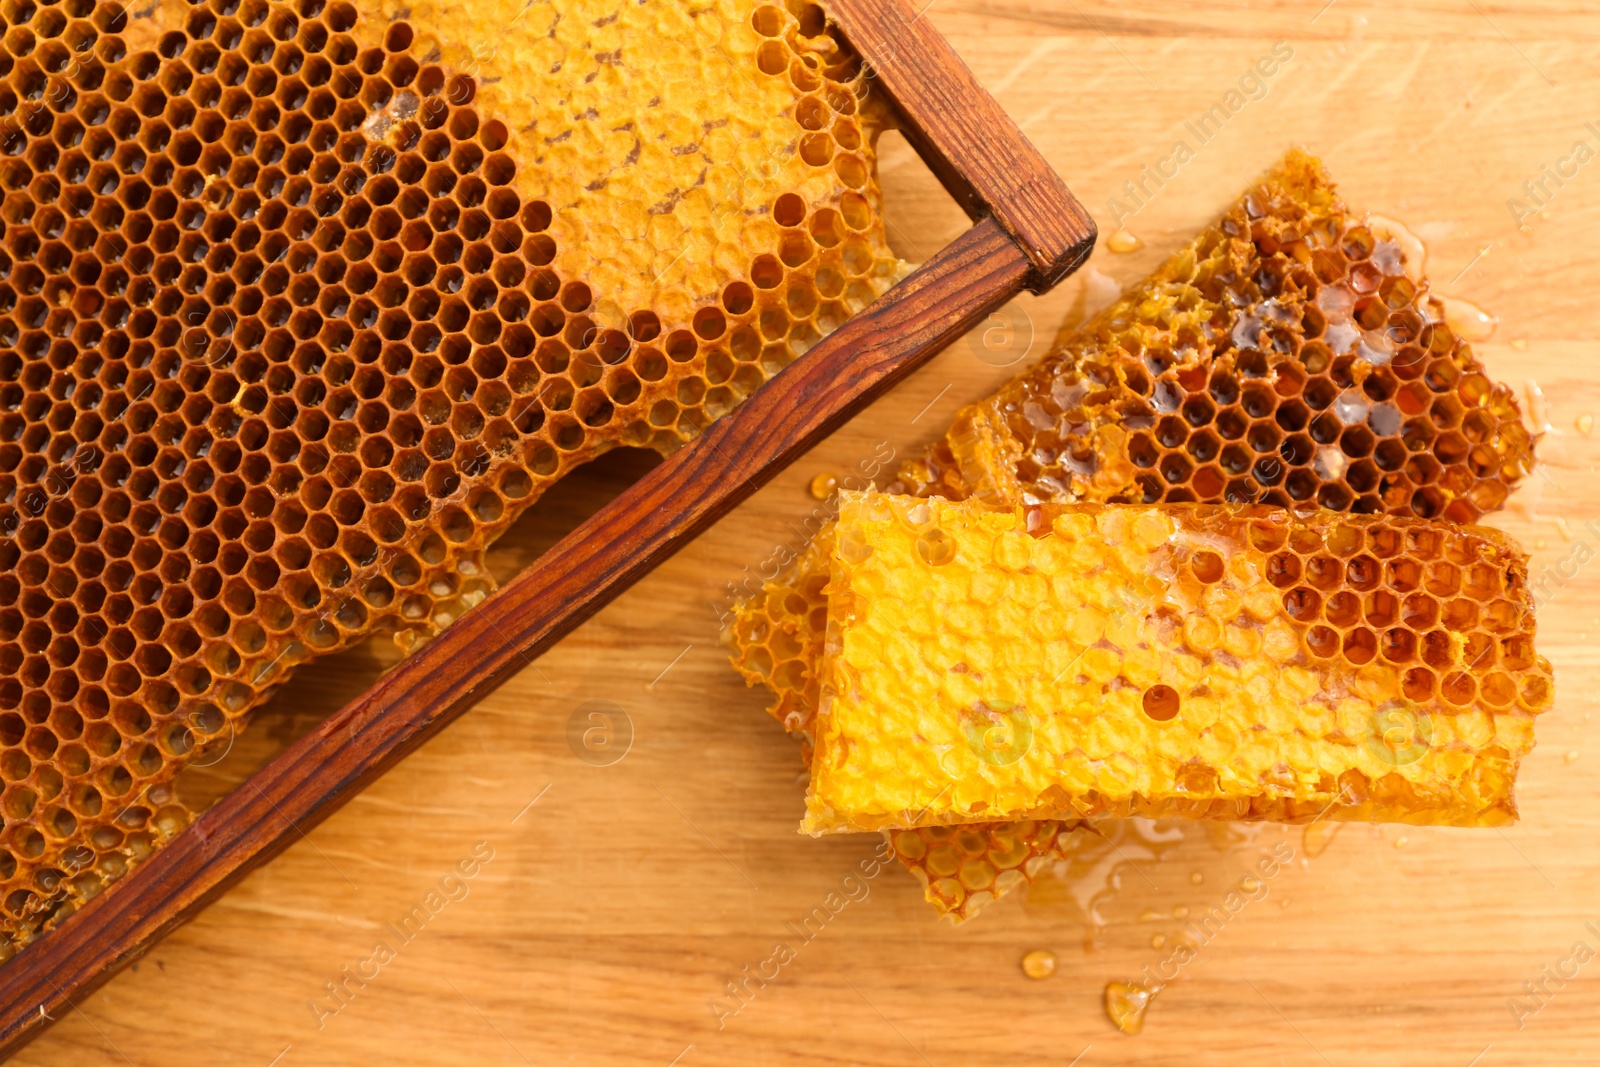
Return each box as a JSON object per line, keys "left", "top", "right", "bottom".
{"left": 1367, "top": 215, "right": 1426, "bottom": 282}
{"left": 1019, "top": 818, "right": 1322, "bottom": 1035}
{"left": 1077, "top": 266, "right": 1123, "bottom": 321}
{"left": 1301, "top": 820, "right": 1345, "bottom": 858}
{"left": 1509, "top": 380, "right": 1556, "bottom": 524}
{"left": 1021, "top": 819, "right": 1187, "bottom": 949}
{"left": 1438, "top": 294, "right": 1498, "bottom": 342}
{"left": 1019, "top": 818, "right": 1267, "bottom": 1038}
{"left": 1523, "top": 379, "right": 1554, "bottom": 436}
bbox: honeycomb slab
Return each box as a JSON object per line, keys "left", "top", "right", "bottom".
{"left": 0, "top": 0, "right": 905, "bottom": 953}
{"left": 803, "top": 493, "right": 1550, "bottom": 836}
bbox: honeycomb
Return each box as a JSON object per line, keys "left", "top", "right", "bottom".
{"left": 905, "top": 149, "right": 1535, "bottom": 518}
{"left": 885, "top": 818, "right": 1079, "bottom": 923}
{"left": 725, "top": 150, "right": 1539, "bottom": 918}
{"left": 0, "top": 0, "right": 905, "bottom": 954}
{"left": 804, "top": 492, "right": 1551, "bottom": 836}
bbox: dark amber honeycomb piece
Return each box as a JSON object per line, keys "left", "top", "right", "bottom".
{"left": 0, "top": 0, "right": 905, "bottom": 954}
{"left": 726, "top": 149, "right": 1540, "bottom": 921}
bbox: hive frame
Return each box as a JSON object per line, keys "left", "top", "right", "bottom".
{"left": 0, "top": 0, "right": 1095, "bottom": 1052}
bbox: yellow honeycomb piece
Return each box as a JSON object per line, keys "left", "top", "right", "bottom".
{"left": 803, "top": 492, "right": 1550, "bottom": 835}
{"left": 725, "top": 150, "right": 1537, "bottom": 919}
{"left": 0, "top": 0, "right": 904, "bottom": 954}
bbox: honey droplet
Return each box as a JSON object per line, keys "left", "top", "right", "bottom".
{"left": 1107, "top": 228, "right": 1143, "bottom": 254}
{"left": 1150, "top": 933, "right": 1167, "bottom": 949}
{"left": 1080, "top": 265, "right": 1123, "bottom": 319}
{"left": 1302, "top": 820, "right": 1344, "bottom": 858}
{"left": 1439, "top": 295, "right": 1497, "bottom": 342}
{"left": 1172, "top": 905, "right": 1189, "bottom": 919}
{"left": 1578, "top": 414, "right": 1594, "bottom": 436}
{"left": 809, "top": 472, "right": 839, "bottom": 500}
{"left": 1190, "top": 871, "right": 1204, "bottom": 884}
{"left": 1021, "top": 948, "right": 1057, "bottom": 979}
{"left": 1566, "top": 750, "right": 1580, "bottom": 764}
{"left": 1105, "top": 981, "right": 1159, "bottom": 1035}
{"left": 1393, "top": 835, "right": 1408, "bottom": 849}
{"left": 1511, "top": 338, "right": 1528, "bottom": 350}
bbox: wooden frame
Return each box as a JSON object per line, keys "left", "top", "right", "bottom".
{"left": 0, "top": 0, "right": 1094, "bottom": 1054}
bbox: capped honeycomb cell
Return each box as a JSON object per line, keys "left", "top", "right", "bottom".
{"left": 725, "top": 150, "right": 1539, "bottom": 920}
{"left": 803, "top": 492, "right": 1550, "bottom": 839}
{"left": 0, "top": 0, "right": 905, "bottom": 954}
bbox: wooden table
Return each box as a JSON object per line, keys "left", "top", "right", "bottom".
{"left": 21, "top": 3, "right": 1600, "bottom": 1063}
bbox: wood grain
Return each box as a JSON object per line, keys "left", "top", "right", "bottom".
{"left": 16, "top": 2, "right": 1600, "bottom": 1065}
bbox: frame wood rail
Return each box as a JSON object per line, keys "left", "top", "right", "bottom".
{"left": 826, "top": 0, "right": 1098, "bottom": 289}
{"left": 0, "top": 0, "right": 1096, "bottom": 1055}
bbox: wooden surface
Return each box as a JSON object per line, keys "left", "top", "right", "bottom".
{"left": 19, "top": 2, "right": 1600, "bottom": 1064}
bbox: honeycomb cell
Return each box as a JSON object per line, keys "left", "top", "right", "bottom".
{"left": 0, "top": 0, "right": 906, "bottom": 955}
